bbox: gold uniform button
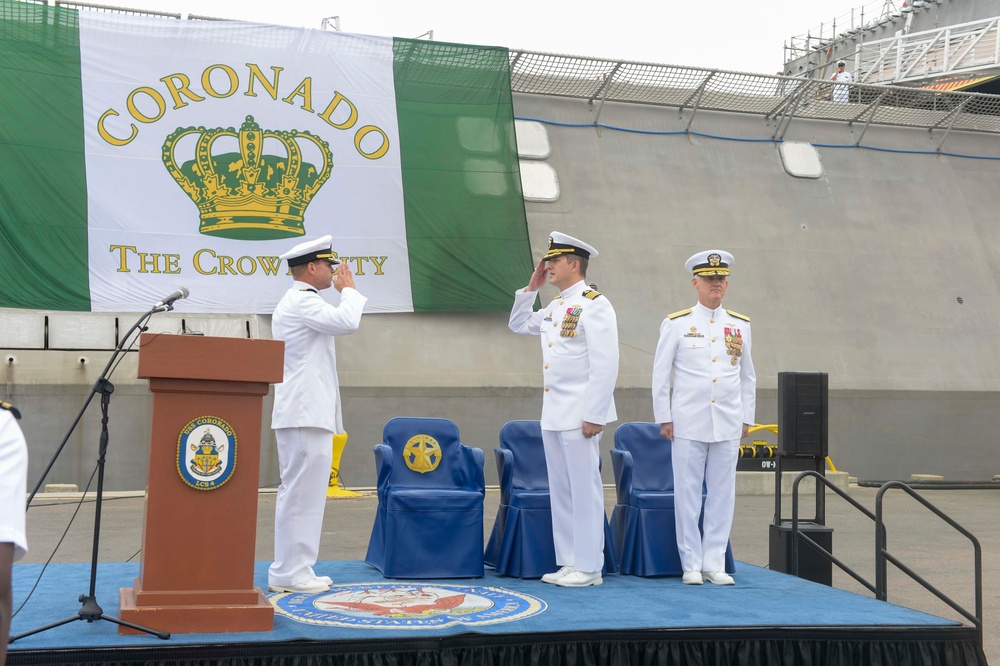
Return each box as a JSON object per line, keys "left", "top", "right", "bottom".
{"left": 544, "top": 387, "right": 550, "bottom": 392}
{"left": 711, "top": 398, "right": 716, "bottom": 403}
{"left": 544, "top": 364, "right": 549, "bottom": 369}
{"left": 710, "top": 318, "right": 715, "bottom": 324}
{"left": 548, "top": 343, "right": 553, "bottom": 347}
{"left": 560, "top": 300, "right": 565, "bottom": 305}
{"left": 712, "top": 357, "right": 717, "bottom": 362}
{"left": 712, "top": 337, "right": 716, "bottom": 342}
{"left": 713, "top": 377, "right": 718, "bottom": 382}
{"left": 691, "top": 343, "right": 696, "bottom": 348}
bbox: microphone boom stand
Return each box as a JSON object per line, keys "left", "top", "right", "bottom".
{"left": 11, "top": 307, "right": 172, "bottom": 643}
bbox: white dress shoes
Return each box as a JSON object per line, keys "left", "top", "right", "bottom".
{"left": 682, "top": 570, "right": 704, "bottom": 585}
{"left": 702, "top": 570, "right": 735, "bottom": 585}
{"left": 268, "top": 576, "right": 332, "bottom": 594}
{"left": 316, "top": 575, "right": 333, "bottom": 585}
{"left": 541, "top": 566, "right": 574, "bottom": 584}
{"left": 554, "top": 570, "right": 603, "bottom": 587}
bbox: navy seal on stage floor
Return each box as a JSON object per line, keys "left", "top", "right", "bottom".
{"left": 652, "top": 250, "right": 755, "bottom": 586}
{"left": 268, "top": 235, "right": 367, "bottom": 595}
{"left": 0, "top": 401, "right": 27, "bottom": 665}
{"left": 509, "top": 232, "right": 619, "bottom": 588}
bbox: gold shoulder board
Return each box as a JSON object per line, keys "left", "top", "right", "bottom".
{"left": 726, "top": 309, "right": 751, "bottom": 322}
{"left": 583, "top": 290, "right": 602, "bottom": 300}
{"left": 0, "top": 401, "right": 21, "bottom": 419}
{"left": 667, "top": 309, "right": 692, "bottom": 320}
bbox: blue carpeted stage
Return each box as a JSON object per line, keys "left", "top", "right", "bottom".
{"left": 6, "top": 560, "right": 986, "bottom": 665}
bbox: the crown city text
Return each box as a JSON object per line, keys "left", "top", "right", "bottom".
{"left": 108, "top": 245, "right": 388, "bottom": 276}
{"left": 97, "top": 63, "right": 390, "bottom": 159}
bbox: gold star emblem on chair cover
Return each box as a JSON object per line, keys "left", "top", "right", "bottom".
{"left": 403, "top": 434, "right": 442, "bottom": 473}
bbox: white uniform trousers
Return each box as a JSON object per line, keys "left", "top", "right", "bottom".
{"left": 268, "top": 427, "right": 334, "bottom": 586}
{"left": 541, "top": 428, "right": 605, "bottom": 574}
{"left": 672, "top": 437, "right": 738, "bottom": 573}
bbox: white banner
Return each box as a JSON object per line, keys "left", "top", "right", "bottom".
{"left": 79, "top": 14, "right": 413, "bottom": 313}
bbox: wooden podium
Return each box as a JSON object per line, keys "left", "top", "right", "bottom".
{"left": 119, "top": 333, "right": 283, "bottom": 634}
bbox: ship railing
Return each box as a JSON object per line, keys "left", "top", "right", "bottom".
{"left": 509, "top": 49, "right": 1000, "bottom": 146}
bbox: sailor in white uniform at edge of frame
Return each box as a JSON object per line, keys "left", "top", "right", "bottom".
{"left": 652, "top": 250, "right": 755, "bottom": 586}
{"left": 509, "top": 231, "right": 619, "bottom": 588}
{"left": 268, "top": 235, "right": 366, "bottom": 595}
{"left": 0, "top": 401, "right": 28, "bottom": 665}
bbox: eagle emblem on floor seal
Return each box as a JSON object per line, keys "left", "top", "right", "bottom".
{"left": 270, "top": 583, "right": 545, "bottom": 628}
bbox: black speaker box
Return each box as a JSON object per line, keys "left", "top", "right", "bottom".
{"left": 777, "top": 372, "right": 828, "bottom": 457}
{"left": 769, "top": 522, "right": 833, "bottom": 586}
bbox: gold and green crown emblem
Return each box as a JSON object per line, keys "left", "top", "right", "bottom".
{"left": 162, "top": 115, "right": 333, "bottom": 240}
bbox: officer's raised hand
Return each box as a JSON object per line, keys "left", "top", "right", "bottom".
{"left": 525, "top": 258, "right": 548, "bottom": 292}
{"left": 333, "top": 262, "right": 355, "bottom": 292}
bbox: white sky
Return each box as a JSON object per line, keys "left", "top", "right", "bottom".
{"left": 106, "top": 0, "right": 886, "bottom": 75}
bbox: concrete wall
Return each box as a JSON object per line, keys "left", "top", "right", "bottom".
{"left": 6, "top": 90, "right": 1000, "bottom": 489}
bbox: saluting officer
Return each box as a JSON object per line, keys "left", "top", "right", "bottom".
{"left": 269, "top": 235, "right": 367, "bottom": 594}
{"left": 652, "top": 250, "right": 755, "bottom": 586}
{"left": 0, "top": 401, "right": 28, "bottom": 663}
{"left": 509, "top": 232, "right": 619, "bottom": 588}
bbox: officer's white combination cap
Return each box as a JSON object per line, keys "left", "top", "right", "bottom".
{"left": 543, "top": 231, "right": 599, "bottom": 260}
{"left": 280, "top": 234, "right": 340, "bottom": 267}
{"left": 685, "top": 249, "right": 733, "bottom": 276}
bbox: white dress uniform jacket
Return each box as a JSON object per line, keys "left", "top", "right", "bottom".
{"left": 509, "top": 279, "right": 618, "bottom": 430}
{"left": 832, "top": 70, "right": 853, "bottom": 102}
{"left": 271, "top": 281, "right": 367, "bottom": 434}
{"left": 0, "top": 409, "right": 28, "bottom": 561}
{"left": 652, "top": 302, "right": 755, "bottom": 441}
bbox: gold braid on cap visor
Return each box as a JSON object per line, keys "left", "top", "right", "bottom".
{"left": 692, "top": 267, "right": 730, "bottom": 276}
{"left": 544, "top": 248, "right": 579, "bottom": 259}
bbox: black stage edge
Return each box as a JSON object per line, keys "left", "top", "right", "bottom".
{"left": 6, "top": 625, "right": 987, "bottom": 666}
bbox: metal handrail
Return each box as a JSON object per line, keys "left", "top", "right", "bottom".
{"left": 787, "top": 475, "right": 984, "bottom": 648}
{"left": 790, "top": 470, "right": 879, "bottom": 594}
{"left": 53, "top": 0, "right": 180, "bottom": 18}
{"left": 875, "top": 481, "right": 983, "bottom": 633}
{"left": 858, "top": 15, "right": 1000, "bottom": 85}
{"left": 508, "top": 49, "right": 1000, "bottom": 147}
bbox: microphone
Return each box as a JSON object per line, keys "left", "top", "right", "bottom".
{"left": 153, "top": 287, "right": 190, "bottom": 310}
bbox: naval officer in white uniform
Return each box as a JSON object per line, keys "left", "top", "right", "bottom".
{"left": 509, "top": 232, "right": 619, "bottom": 588}
{"left": 0, "top": 402, "right": 27, "bottom": 664}
{"left": 268, "top": 235, "right": 367, "bottom": 594}
{"left": 652, "top": 250, "right": 755, "bottom": 586}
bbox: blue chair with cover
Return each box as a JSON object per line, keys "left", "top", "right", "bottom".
{"left": 365, "top": 417, "right": 485, "bottom": 578}
{"left": 610, "top": 421, "right": 735, "bottom": 577}
{"left": 484, "top": 420, "right": 617, "bottom": 578}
